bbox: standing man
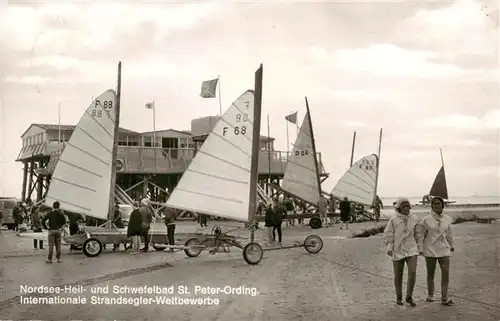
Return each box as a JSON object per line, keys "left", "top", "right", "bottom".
{"left": 164, "top": 207, "right": 176, "bottom": 252}
{"left": 318, "top": 195, "right": 329, "bottom": 227}
{"left": 373, "top": 195, "right": 383, "bottom": 222}
{"left": 329, "top": 195, "right": 336, "bottom": 226}
{"left": 339, "top": 197, "right": 351, "bottom": 230}
{"left": 12, "top": 202, "right": 23, "bottom": 232}
{"left": 30, "top": 206, "right": 44, "bottom": 249}
{"left": 139, "top": 198, "right": 153, "bottom": 252}
{"left": 67, "top": 212, "right": 83, "bottom": 250}
{"left": 42, "top": 201, "right": 67, "bottom": 263}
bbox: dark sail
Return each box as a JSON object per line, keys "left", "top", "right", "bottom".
{"left": 429, "top": 166, "right": 448, "bottom": 200}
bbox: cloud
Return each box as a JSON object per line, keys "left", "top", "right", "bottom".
{"left": 329, "top": 89, "right": 400, "bottom": 103}
{"left": 423, "top": 109, "right": 500, "bottom": 129}
{"left": 330, "top": 44, "right": 466, "bottom": 78}
{"left": 399, "top": 0, "right": 498, "bottom": 57}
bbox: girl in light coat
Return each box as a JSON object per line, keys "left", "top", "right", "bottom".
{"left": 420, "top": 196, "right": 455, "bottom": 306}
{"left": 383, "top": 197, "right": 423, "bottom": 306}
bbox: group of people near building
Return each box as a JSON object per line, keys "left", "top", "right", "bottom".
{"left": 384, "top": 196, "right": 455, "bottom": 307}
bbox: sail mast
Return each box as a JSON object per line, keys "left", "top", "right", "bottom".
{"left": 373, "top": 128, "right": 383, "bottom": 204}
{"left": 107, "top": 61, "right": 122, "bottom": 222}
{"left": 350, "top": 131, "right": 356, "bottom": 167}
{"left": 440, "top": 148, "right": 444, "bottom": 167}
{"left": 304, "top": 97, "right": 321, "bottom": 201}
{"left": 249, "top": 64, "right": 263, "bottom": 242}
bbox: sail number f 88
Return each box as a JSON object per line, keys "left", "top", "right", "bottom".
{"left": 91, "top": 100, "right": 114, "bottom": 118}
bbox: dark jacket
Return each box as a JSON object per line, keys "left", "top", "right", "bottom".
{"left": 339, "top": 200, "right": 351, "bottom": 215}
{"left": 127, "top": 209, "right": 143, "bottom": 237}
{"left": 264, "top": 206, "right": 274, "bottom": 227}
{"left": 272, "top": 204, "right": 284, "bottom": 226}
{"left": 164, "top": 208, "right": 176, "bottom": 225}
{"left": 43, "top": 209, "right": 67, "bottom": 230}
{"left": 30, "top": 209, "right": 43, "bottom": 231}
{"left": 284, "top": 199, "right": 294, "bottom": 211}
{"left": 68, "top": 213, "right": 83, "bottom": 226}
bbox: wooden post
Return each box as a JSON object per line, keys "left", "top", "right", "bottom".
{"left": 27, "top": 161, "right": 34, "bottom": 201}
{"left": 36, "top": 161, "right": 43, "bottom": 201}
{"left": 21, "top": 161, "right": 28, "bottom": 201}
{"left": 249, "top": 64, "right": 263, "bottom": 243}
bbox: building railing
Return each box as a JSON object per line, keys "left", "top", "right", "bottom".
{"left": 18, "top": 143, "right": 327, "bottom": 175}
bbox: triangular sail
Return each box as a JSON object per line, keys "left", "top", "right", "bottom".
{"left": 44, "top": 90, "right": 117, "bottom": 220}
{"left": 331, "top": 154, "right": 378, "bottom": 206}
{"left": 281, "top": 112, "right": 320, "bottom": 205}
{"left": 166, "top": 90, "right": 255, "bottom": 222}
{"left": 429, "top": 166, "right": 448, "bottom": 200}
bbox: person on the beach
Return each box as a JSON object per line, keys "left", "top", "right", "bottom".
{"left": 317, "top": 195, "right": 328, "bottom": 227}
{"left": 42, "top": 201, "right": 67, "bottom": 263}
{"left": 139, "top": 198, "right": 153, "bottom": 252}
{"left": 12, "top": 202, "right": 24, "bottom": 232}
{"left": 419, "top": 196, "right": 455, "bottom": 306}
{"left": 272, "top": 201, "right": 284, "bottom": 245}
{"left": 329, "top": 195, "right": 336, "bottom": 225}
{"left": 264, "top": 203, "right": 274, "bottom": 243}
{"left": 373, "top": 195, "right": 383, "bottom": 222}
{"left": 339, "top": 197, "right": 351, "bottom": 229}
{"left": 30, "top": 206, "right": 44, "bottom": 249}
{"left": 383, "top": 197, "right": 422, "bottom": 306}
{"left": 164, "top": 207, "right": 176, "bottom": 252}
{"left": 284, "top": 197, "right": 295, "bottom": 227}
{"left": 127, "top": 201, "right": 142, "bottom": 255}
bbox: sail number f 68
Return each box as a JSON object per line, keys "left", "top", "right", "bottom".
{"left": 91, "top": 100, "right": 113, "bottom": 118}
{"left": 223, "top": 126, "right": 247, "bottom": 136}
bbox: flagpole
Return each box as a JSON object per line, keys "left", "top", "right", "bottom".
{"left": 153, "top": 100, "right": 156, "bottom": 147}
{"left": 58, "top": 103, "right": 61, "bottom": 143}
{"left": 217, "top": 75, "right": 222, "bottom": 117}
{"left": 267, "top": 114, "right": 272, "bottom": 186}
{"left": 286, "top": 119, "right": 289, "bottom": 156}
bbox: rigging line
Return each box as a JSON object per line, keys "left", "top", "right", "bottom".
{"left": 293, "top": 252, "right": 500, "bottom": 311}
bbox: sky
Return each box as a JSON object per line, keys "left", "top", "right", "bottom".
{"left": 0, "top": 0, "right": 499, "bottom": 199}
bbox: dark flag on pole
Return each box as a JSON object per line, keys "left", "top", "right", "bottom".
{"left": 200, "top": 78, "right": 219, "bottom": 98}
{"left": 285, "top": 111, "right": 298, "bottom": 124}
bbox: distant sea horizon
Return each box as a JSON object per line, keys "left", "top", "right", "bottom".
{"left": 381, "top": 195, "right": 500, "bottom": 206}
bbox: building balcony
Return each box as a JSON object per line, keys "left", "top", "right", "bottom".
{"left": 26, "top": 144, "right": 327, "bottom": 177}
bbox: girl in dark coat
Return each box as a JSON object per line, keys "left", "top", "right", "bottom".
{"left": 127, "top": 202, "right": 143, "bottom": 255}
{"left": 272, "top": 203, "right": 284, "bottom": 244}
{"left": 264, "top": 204, "right": 274, "bottom": 243}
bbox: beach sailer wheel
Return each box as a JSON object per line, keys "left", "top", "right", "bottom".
{"left": 82, "top": 238, "right": 103, "bottom": 257}
{"left": 243, "top": 242, "right": 264, "bottom": 265}
{"left": 309, "top": 217, "right": 322, "bottom": 229}
{"left": 184, "top": 238, "right": 204, "bottom": 258}
{"left": 304, "top": 235, "right": 323, "bottom": 254}
{"left": 152, "top": 244, "right": 167, "bottom": 251}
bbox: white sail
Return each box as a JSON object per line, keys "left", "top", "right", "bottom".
{"left": 43, "top": 90, "right": 117, "bottom": 220}
{"left": 166, "top": 90, "right": 256, "bottom": 222}
{"left": 281, "top": 112, "right": 320, "bottom": 205}
{"left": 331, "top": 154, "right": 378, "bottom": 206}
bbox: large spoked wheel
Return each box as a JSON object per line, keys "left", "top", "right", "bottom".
{"left": 309, "top": 217, "right": 322, "bottom": 229}
{"left": 184, "top": 238, "right": 204, "bottom": 258}
{"left": 82, "top": 238, "right": 103, "bottom": 257}
{"left": 304, "top": 235, "right": 323, "bottom": 254}
{"left": 242, "top": 242, "right": 263, "bottom": 265}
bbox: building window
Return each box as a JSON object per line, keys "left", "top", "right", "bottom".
{"left": 143, "top": 136, "right": 152, "bottom": 147}
{"left": 128, "top": 135, "right": 139, "bottom": 146}
{"left": 118, "top": 135, "right": 127, "bottom": 146}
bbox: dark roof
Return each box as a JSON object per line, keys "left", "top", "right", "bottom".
{"left": 21, "top": 123, "right": 138, "bottom": 138}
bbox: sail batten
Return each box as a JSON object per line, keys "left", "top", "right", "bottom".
{"left": 166, "top": 90, "right": 256, "bottom": 222}
{"left": 331, "top": 154, "right": 378, "bottom": 206}
{"left": 281, "top": 110, "right": 321, "bottom": 205}
{"left": 43, "top": 90, "right": 117, "bottom": 220}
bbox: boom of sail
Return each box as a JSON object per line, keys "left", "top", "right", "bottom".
{"left": 331, "top": 154, "right": 379, "bottom": 206}
{"left": 166, "top": 90, "right": 257, "bottom": 222}
{"left": 43, "top": 90, "right": 117, "bottom": 220}
{"left": 281, "top": 110, "right": 321, "bottom": 205}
